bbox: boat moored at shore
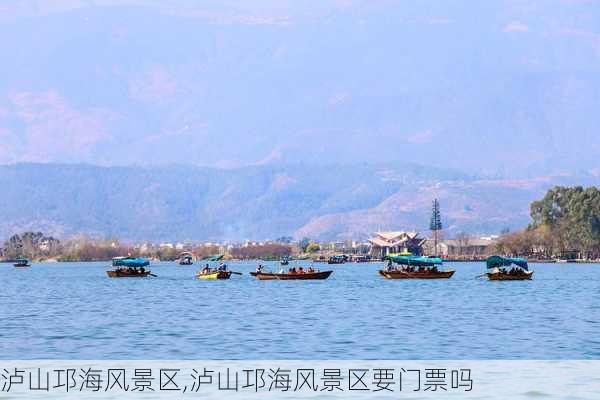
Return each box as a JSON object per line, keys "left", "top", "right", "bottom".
{"left": 327, "top": 255, "right": 346, "bottom": 264}
{"left": 13, "top": 257, "right": 31, "bottom": 268}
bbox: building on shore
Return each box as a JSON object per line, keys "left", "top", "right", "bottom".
{"left": 423, "top": 237, "right": 497, "bottom": 258}
{"left": 368, "top": 231, "right": 425, "bottom": 258}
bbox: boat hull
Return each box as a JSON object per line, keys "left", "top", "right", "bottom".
{"left": 13, "top": 264, "right": 31, "bottom": 268}
{"left": 487, "top": 271, "right": 533, "bottom": 281}
{"left": 196, "top": 271, "right": 232, "bottom": 280}
{"left": 107, "top": 270, "right": 152, "bottom": 278}
{"left": 379, "top": 270, "right": 455, "bottom": 279}
{"left": 250, "top": 271, "right": 333, "bottom": 280}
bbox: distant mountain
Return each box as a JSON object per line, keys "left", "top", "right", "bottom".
{"left": 1, "top": 1, "right": 600, "bottom": 176}
{"left": 1, "top": 163, "right": 597, "bottom": 242}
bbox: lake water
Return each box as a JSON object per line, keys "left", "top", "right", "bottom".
{"left": 1, "top": 261, "right": 599, "bottom": 360}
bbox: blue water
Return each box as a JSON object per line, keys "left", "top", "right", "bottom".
{"left": 1, "top": 261, "right": 599, "bottom": 360}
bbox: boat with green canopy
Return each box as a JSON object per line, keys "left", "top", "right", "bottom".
{"left": 485, "top": 256, "right": 533, "bottom": 281}
{"left": 107, "top": 257, "right": 154, "bottom": 278}
{"left": 203, "top": 254, "right": 224, "bottom": 262}
{"left": 379, "top": 255, "right": 455, "bottom": 279}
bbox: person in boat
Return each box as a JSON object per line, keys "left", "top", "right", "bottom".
{"left": 385, "top": 261, "right": 394, "bottom": 272}
{"left": 140, "top": 267, "right": 145, "bottom": 274}
{"left": 298, "top": 267, "right": 305, "bottom": 274}
{"left": 218, "top": 263, "right": 227, "bottom": 272}
{"left": 256, "top": 264, "right": 264, "bottom": 273}
{"left": 431, "top": 266, "right": 438, "bottom": 273}
{"left": 385, "top": 261, "right": 393, "bottom": 271}
{"left": 308, "top": 266, "right": 315, "bottom": 273}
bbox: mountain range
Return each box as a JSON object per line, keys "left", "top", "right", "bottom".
{"left": 1, "top": 163, "right": 598, "bottom": 242}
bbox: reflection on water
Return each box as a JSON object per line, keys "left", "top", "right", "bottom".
{"left": 0, "top": 261, "right": 599, "bottom": 360}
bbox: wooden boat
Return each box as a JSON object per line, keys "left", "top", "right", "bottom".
{"left": 327, "top": 255, "right": 346, "bottom": 264}
{"left": 250, "top": 270, "right": 333, "bottom": 280}
{"left": 487, "top": 271, "right": 534, "bottom": 281}
{"left": 196, "top": 270, "right": 232, "bottom": 280}
{"left": 380, "top": 255, "right": 454, "bottom": 280}
{"left": 107, "top": 269, "right": 152, "bottom": 278}
{"left": 107, "top": 257, "right": 153, "bottom": 278}
{"left": 179, "top": 252, "right": 194, "bottom": 266}
{"left": 379, "top": 269, "right": 455, "bottom": 279}
{"left": 13, "top": 259, "right": 31, "bottom": 268}
{"left": 485, "top": 256, "right": 533, "bottom": 281}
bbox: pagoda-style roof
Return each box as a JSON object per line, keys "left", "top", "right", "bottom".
{"left": 369, "top": 231, "right": 423, "bottom": 248}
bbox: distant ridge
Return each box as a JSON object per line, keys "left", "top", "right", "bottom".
{"left": 1, "top": 163, "right": 596, "bottom": 241}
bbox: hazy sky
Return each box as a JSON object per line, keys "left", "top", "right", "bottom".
{"left": 1, "top": 0, "right": 599, "bottom": 176}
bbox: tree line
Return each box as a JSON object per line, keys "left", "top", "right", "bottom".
{"left": 0, "top": 233, "right": 292, "bottom": 262}
{"left": 495, "top": 186, "right": 600, "bottom": 259}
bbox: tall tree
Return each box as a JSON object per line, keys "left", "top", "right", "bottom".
{"left": 530, "top": 186, "right": 600, "bottom": 259}
{"left": 430, "top": 199, "right": 443, "bottom": 256}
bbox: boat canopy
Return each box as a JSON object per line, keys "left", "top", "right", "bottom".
{"left": 112, "top": 257, "right": 150, "bottom": 268}
{"left": 386, "top": 255, "right": 443, "bottom": 266}
{"left": 204, "top": 254, "right": 224, "bottom": 262}
{"left": 486, "top": 256, "right": 528, "bottom": 270}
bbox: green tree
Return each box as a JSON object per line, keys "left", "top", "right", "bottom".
{"left": 306, "top": 242, "right": 321, "bottom": 253}
{"left": 298, "top": 237, "right": 311, "bottom": 253}
{"left": 530, "top": 186, "right": 600, "bottom": 259}
{"left": 429, "top": 199, "right": 443, "bottom": 255}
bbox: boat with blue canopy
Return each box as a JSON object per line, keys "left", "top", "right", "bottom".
{"left": 485, "top": 256, "right": 533, "bottom": 280}
{"left": 379, "top": 255, "right": 455, "bottom": 279}
{"left": 107, "top": 257, "right": 154, "bottom": 277}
